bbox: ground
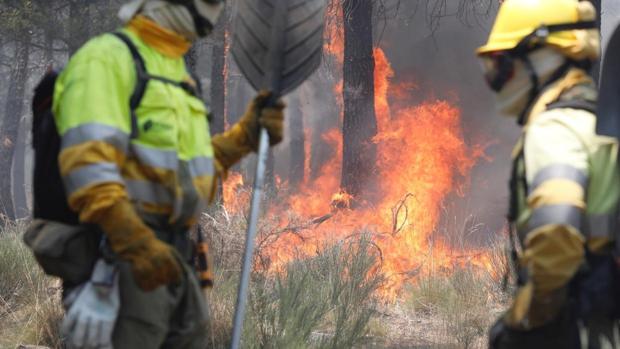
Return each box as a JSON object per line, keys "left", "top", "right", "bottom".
{"left": 0, "top": 213, "right": 507, "bottom": 349}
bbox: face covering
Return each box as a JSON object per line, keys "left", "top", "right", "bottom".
{"left": 494, "top": 48, "right": 567, "bottom": 118}
{"left": 120, "top": 0, "right": 224, "bottom": 41}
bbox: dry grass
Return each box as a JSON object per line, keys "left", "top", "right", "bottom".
{"left": 395, "top": 230, "right": 509, "bottom": 349}
{"left": 202, "top": 204, "right": 385, "bottom": 348}
{"left": 202, "top": 203, "right": 509, "bottom": 349}
{"left": 0, "top": 204, "right": 509, "bottom": 349}
{"left": 0, "top": 220, "right": 64, "bottom": 349}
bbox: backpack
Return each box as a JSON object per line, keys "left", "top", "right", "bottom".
{"left": 31, "top": 32, "right": 200, "bottom": 224}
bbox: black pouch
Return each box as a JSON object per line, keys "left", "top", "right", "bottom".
{"left": 23, "top": 219, "right": 102, "bottom": 285}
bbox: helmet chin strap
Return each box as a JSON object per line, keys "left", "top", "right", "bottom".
{"left": 517, "top": 55, "right": 540, "bottom": 126}
{"left": 516, "top": 55, "right": 572, "bottom": 126}
{"left": 512, "top": 20, "right": 596, "bottom": 126}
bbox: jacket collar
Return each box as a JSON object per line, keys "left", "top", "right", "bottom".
{"left": 127, "top": 15, "right": 191, "bottom": 59}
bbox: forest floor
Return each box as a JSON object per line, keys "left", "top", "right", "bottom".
{"left": 1, "top": 212, "right": 508, "bottom": 349}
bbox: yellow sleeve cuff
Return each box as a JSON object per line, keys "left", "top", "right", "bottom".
{"left": 211, "top": 123, "right": 253, "bottom": 171}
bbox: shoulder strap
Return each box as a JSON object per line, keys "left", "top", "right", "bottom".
{"left": 546, "top": 82, "right": 598, "bottom": 115}
{"left": 546, "top": 100, "right": 597, "bottom": 114}
{"left": 112, "top": 31, "right": 146, "bottom": 139}
{"left": 508, "top": 140, "right": 527, "bottom": 223}
{"left": 113, "top": 32, "right": 200, "bottom": 96}
{"left": 112, "top": 31, "right": 205, "bottom": 137}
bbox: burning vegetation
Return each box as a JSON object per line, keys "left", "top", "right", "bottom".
{"left": 0, "top": 0, "right": 511, "bottom": 347}
{"left": 222, "top": 9, "right": 494, "bottom": 302}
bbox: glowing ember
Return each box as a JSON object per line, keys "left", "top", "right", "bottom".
{"left": 331, "top": 190, "right": 353, "bottom": 210}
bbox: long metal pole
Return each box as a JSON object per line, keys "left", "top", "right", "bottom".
{"left": 230, "top": 128, "right": 270, "bottom": 349}
{"left": 231, "top": 0, "right": 286, "bottom": 346}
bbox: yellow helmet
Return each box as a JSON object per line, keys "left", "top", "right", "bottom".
{"left": 477, "top": 0, "right": 599, "bottom": 61}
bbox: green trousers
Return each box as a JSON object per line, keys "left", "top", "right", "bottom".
{"left": 112, "top": 258, "right": 210, "bottom": 349}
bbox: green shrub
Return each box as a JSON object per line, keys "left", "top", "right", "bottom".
{"left": 204, "top": 225, "right": 385, "bottom": 349}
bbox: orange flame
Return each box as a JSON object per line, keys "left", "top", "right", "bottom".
{"left": 223, "top": 172, "right": 248, "bottom": 214}
{"left": 331, "top": 190, "right": 353, "bottom": 210}
{"left": 222, "top": 11, "right": 492, "bottom": 301}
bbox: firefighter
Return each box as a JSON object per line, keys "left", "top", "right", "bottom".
{"left": 53, "top": 0, "right": 284, "bottom": 348}
{"left": 477, "top": 0, "right": 619, "bottom": 347}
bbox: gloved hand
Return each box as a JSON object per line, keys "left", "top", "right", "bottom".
{"left": 115, "top": 234, "right": 182, "bottom": 291}
{"left": 96, "top": 199, "right": 182, "bottom": 291}
{"left": 238, "top": 90, "right": 286, "bottom": 149}
{"left": 211, "top": 91, "right": 286, "bottom": 172}
{"left": 61, "top": 259, "right": 120, "bottom": 349}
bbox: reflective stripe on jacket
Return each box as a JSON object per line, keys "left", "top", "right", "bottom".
{"left": 512, "top": 69, "right": 620, "bottom": 251}
{"left": 53, "top": 27, "right": 215, "bottom": 228}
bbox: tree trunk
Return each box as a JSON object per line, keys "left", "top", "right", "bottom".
{"left": 44, "top": 26, "right": 55, "bottom": 66}
{"left": 68, "top": 1, "right": 91, "bottom": 55}
{"left": 1, "top": 38, "right": 31, "bottom": 221}
{"left": 210, "top": 8, "right": 228, "bottom": 135}
{"left": 205, "top": 10, "right": 229, "bottom": 201}
{"left": 288, "top": 93, "right": 305, "bottom": 186}
{"left": 341, "top": 0, "right": 377, "bottom": 199}
{"left": 12, "top": 115, "right": 28, "bottom": 219}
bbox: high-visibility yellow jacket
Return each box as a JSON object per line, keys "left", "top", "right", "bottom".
{"left": 512, "top": 68, "right": 620, "bottom": 251}
{"left": 53, "top": 17, "right": 251, "bottom": 229}
{"left": 506, "top": 67, "right": 620, "bottom": 327}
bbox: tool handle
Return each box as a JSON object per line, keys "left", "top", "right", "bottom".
{"left": 230, "top": 128, "right": 270, "bottom": 349}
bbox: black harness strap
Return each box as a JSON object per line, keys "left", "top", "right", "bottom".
{"left": 546, "top": 82, "right": 598, "bottom": 114}
{"left": 112, "top": 32, "right": 201, "bottom": 138}
{"left": 517, "top": 61, "right": 573, "bottom": 125}
{"left": 112, "top": 32, "right": 147, "bottom": 139}
{"left": 546, "top": 100, "right": 597, "bottom": 114}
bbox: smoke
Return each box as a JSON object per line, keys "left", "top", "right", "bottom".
{"left": 267, "top": 2, "right": 514, "bottom": 245}
{"left": 235, "top": 1, "right": 619, "bottom": 247}
{"left": 376, "top": 3, "right": 516, "bottom": 244}
{"left": 365, "top": 1, "right": 618, "bottom": 242}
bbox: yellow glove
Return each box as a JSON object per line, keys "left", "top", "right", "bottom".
{"left": 94, "top": 199, "right": 182, "bottom": 292}
{"left": 239, "top": 91, "right": 286, "bottom": 148}
{"left": 212, "top": 91, "right": 286, "bottom": 170}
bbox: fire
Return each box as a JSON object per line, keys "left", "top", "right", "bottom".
{"left": 222, "top": 172, "right": 248, "bottom": 214}
{"left": 303, "top": 127, "right": 312, "bottom": 184}
{"left": 324, "top": 4, "right": 344, "bottom": 64}
{"left": 331, "top": 190, "right": 353, "bottom": 210}
{"left": 374, "top": 48, "right": 393, "bottom": 120}
{"left": 221, "top": 8, "right": 492, "bottom": 301}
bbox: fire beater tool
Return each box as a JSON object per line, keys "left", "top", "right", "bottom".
{"left": 229, "top": 0, "right": 327, "bottom": 348}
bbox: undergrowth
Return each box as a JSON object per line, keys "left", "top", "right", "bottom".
{"left": 1, "top": 205, "right": 506, "bottom": 349}
{"left": 203, "top": 204, "right": 385, "bottom": 348}
{"left": 0, "top": 220, "right": 63, "bottom": 349}
{"left": 402, "top": 227, "right": 508, "bottom": 349}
